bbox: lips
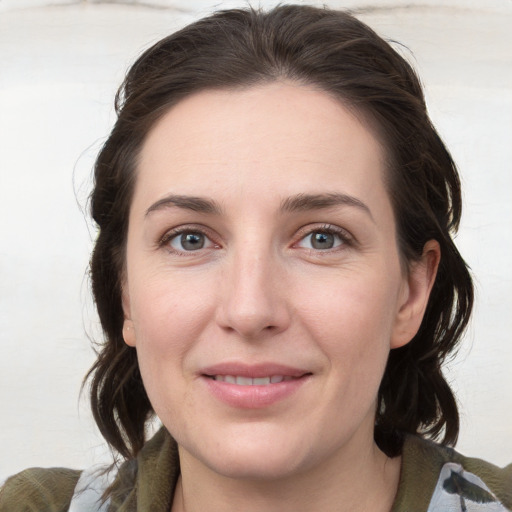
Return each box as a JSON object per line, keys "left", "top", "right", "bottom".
{"left": 210, "top": 375, "right": 296, "bottom": 385}
{"left": 201, "top": 362, "right": 309, "bottom": 379}
{"left": 200, "top": 363, "right": 311, "bottom": 409}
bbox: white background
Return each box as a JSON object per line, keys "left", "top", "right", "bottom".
{"left": 1, "top": 0, "right": 511, "bottom": 477}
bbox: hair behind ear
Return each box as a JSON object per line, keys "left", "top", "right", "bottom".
{"left": 376, "top": 236, "right": 472, "bottom": 456}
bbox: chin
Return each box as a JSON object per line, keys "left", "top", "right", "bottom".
{"left": 205, "top": 446, "right": 307, "bottom": 481}
{"left": 176, "top": 422, "right": 327, "bottom": 482}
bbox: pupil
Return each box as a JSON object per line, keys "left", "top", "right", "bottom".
{"left": 181, "top": 233, "right": 204, "bottom": 250}
{"left": 312, "top": 232, "right": 334, "bottom": 249}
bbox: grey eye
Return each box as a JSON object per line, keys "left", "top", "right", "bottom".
{"left": 171, "top": 232, "right": 207, "bottom": 251}
{"left": 297, "top": 230, "right": 344, "bottom": 250}
{"left": 310, "top": 232, "right": 335, "bottom": 249}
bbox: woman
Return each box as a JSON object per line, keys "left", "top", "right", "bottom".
{"left": 1, "top": 5, "right": 510, "bottom": 512}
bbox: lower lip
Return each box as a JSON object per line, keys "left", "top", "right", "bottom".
{"left": 202, "top": 376, "right": 309, "bottom": 409}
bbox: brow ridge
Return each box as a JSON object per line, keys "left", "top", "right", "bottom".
{"left": 280, "top": 192, "right": 373, "bottom": 219}
{"left": 145, "top": 192, "right": 372, "bottom": 220}
{"left": 146, "top": 194, "right": 222, "bottom": 216}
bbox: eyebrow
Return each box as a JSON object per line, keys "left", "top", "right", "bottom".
{"left": 146, "top": 194, "right": 223, "bottom": 217}
{"left": 280, "top": 193, "right": 374, "bottom": 220}
{"left": 145, "top": 192, "right": 373, "bottom": 220}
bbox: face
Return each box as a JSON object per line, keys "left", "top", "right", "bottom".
{"left": 122, "top": 82, "right": 436, "bottom": 480}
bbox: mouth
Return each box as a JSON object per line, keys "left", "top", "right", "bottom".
{"left": 205, "top": 375, "right": 301, "bottom": 385}
{"left": 200, "top": 363, "right": 312, "bottom": 408}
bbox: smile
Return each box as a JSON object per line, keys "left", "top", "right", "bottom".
{"left": 209, "top": 375, "right": 297, "bottom": 385}
{"left": 201, "top": 365, "right": 311, "bottom": 409}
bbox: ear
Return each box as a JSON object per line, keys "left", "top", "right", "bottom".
{"left": 121, "top": 283, "right": 137, "bottom": 347}
{"left": 391, "top": 240, "right": 440, "bottom": 349}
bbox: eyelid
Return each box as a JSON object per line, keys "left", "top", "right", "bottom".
{"left": 293, "top": 223, "right": 354, "bottom": 249}
{"left": 157, "top": 222, "right": 354, "bottom": 254}
{"left": 158, "top": 224, "right": 220, "bottom": 253}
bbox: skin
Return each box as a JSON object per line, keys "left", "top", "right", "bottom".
{"left": 121, "top": 82, "right": 440, "bottom": 512}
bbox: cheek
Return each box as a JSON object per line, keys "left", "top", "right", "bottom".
{"left": 301, "top": 270, "right": 400, "bottom": 337}
{"left": 296, "top": 269, "right": 400, "bottom": 375}
{"left": 128, "top": 283, "right": 211, "bottom": 421}
{"left": 128, "top": 277, "right": 213, "bottom": 376}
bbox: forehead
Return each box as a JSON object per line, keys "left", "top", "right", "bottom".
{"left": 135, "top": 82, "right": 388, "bottom": 210}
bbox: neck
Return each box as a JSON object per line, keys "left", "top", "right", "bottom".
{"left": 171, "top": 436, "right": 401, "bottom": 512}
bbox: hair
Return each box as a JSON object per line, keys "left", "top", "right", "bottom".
{"left": 86, "top": 4, "right": 473, "bottom": 460}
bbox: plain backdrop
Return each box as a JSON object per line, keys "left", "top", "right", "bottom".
{"left": 1, "top": 0, "right": 511, "bottom": 478}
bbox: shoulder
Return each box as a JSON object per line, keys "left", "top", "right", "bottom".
{"left": 0, "top": 464, "right": 120, "bottom": 512}
{"left": 0, "top": 428, "right": 178, "bottom": 512}
{"left": 0, "top": 466, "right": 81, "bottom": 512}
{"left": 448, "top": 445, "right": 512, "bottom": 509}
{"left": 393, "top": 435, "right": 512, "bottom": 512}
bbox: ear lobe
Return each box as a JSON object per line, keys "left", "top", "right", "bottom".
{"left": 391, "top": 240, "right": 440, "bottom": 349}
{"left": 123, "top": 319, "right": 136, "bottom": 347}
{"left": 121, "top": 284, "right": 136, "bottom": 347}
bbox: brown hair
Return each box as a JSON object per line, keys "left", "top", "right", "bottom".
{"left": 86, "top": 4, "right": 473, "bottom": 459}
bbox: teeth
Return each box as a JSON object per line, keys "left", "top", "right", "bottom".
{"left": 253, "top": 377, "right": 271, "bottom": 385}
{"left": 212, "top": 375, "right": 291, "bottom": 385}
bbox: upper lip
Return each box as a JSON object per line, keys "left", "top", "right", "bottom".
{"left": 200, "top": 362, "right": 311, "bottom": 378}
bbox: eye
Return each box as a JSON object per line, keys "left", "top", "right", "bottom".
{"left": 296, "top": 227, "right": 347, "bottom": 250}
{"left": 167, "top": 230, "right": 215, "bottom": 252}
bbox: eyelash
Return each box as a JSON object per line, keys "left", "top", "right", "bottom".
{"left": 158, "top": 223, "right": 353, "bottom": 255}
{"left": 158, "top": 225, "right": 218, "bottom": 255}
{"left": 294, "top": 224, "right": 353, "bottom": 252}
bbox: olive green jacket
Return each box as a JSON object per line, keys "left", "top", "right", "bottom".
{"left": 1, "top": 429, "right": 511, "bottom": 511}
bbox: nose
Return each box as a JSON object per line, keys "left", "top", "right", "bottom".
{"left": 215, "top": 247, "right": 291, "bottom": 340}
